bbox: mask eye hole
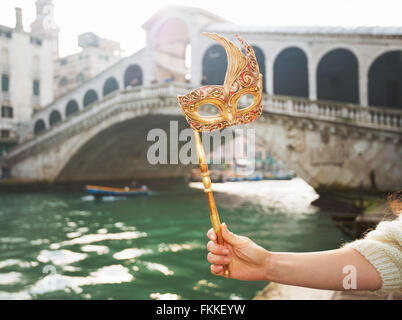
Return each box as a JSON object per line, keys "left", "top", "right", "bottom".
{"left": 197, "top": 104, "right": 221, "bottom": 116}
{"left": 237, "top": 94, "right": 255, "bottom": 110}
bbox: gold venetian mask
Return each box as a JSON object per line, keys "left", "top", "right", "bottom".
{"left": 177, "top": 32, "right": 263, "bottom": 132}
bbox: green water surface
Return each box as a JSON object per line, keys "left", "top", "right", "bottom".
{"left": 0, "top": 183, "right": 346, "bottom": 299}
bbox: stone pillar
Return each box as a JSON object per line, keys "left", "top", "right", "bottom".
{"left": 191, "top": 36, "right": 210, "bottom": 87}
{"left": 190, "top": 40, "right": 202, "bottom": 86}
{"left": 267, "top": 59, "right": 274, "bottom": 95}
{"left": 359, "top": 60, "right": 369, "bottom": 106}
{"left": 308, "top": 56, "right": 317, "bottom": 100}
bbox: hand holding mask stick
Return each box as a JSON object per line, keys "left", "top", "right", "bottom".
{"left": 177, "top": 33, "right": 263, "bottom": 278}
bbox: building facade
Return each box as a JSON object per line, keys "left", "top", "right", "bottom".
{"left": 139, "top": 7, "right": 402, "bottom": 111}
{"left": 0, "top": 1, "right": 58, "bottom": 156}
{"left": 0, "top": 0, "right": 123, "bottom": 157}
{"left": 54, "top": 32, "right": 122, "bottom": 99}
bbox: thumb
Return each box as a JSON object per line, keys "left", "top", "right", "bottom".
{"left": 221, "top": 223, "right": 245, "bottom": 246}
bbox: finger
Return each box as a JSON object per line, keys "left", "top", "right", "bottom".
{"left": 207, "top": 252, "right": 231, "bottom": 265}
{"left": 207, "top": 228, "right": 217, "bottom": 241}
{"left": 221, "top": 223, "right": 245, "bottom": 246}
{"left": 207, "top": 241, "right": 229, "bottom": 255}
{"left": 210, "top": 264, "right": 224, "bottom": 276}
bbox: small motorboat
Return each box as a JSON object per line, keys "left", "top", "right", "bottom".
{"left": 85, "top": 185, "right": 150, "bottom": 198}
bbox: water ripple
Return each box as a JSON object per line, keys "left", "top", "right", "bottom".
{"left": 113, "top": 248, "right": 152, "bottom": 260}
{"left": 150, "top": 292, "right": 181, "bottom": 300}
{"left": 80, "top": 245, "right": 109, "bottom": 255}
{"left": 50, "top": 231, "right": 147, "bottom": 249}
{"left": 0, "top": 272, "right": 23, "bottom": 285}
{"left": 37, "top": 250, "right": 87, "bottom": 266}
{"left": 144, "top": 262, "right": 174, "bottom": 276}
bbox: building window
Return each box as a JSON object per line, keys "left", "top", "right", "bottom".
{"left": 30, "top": 37, "right": 42, "bottom": 46}
{"left": 1, "top": 74, "right": 9, "bottom": 92}
{"left": 1, "top": 106, "right": 13, "bottom": 118}
{"left": 59, "top": 77, "right": 68, "bottom": 87}
{"left": 1, "top": 129, "right": 10, "bottom": 138}
{"left": 0, "top": 29, "right": 12, "bottom": 39}
{"left": 60, "top": 59, "right": 68, "bottom": 66}
{"left": 99, "top": 55, "right": 109, "bottom": 62}
{"left": 76, "top": 73, "right": 85, "bottom": 83}
{"left": 33, "top": 80, "right": 40, "bottom": 96}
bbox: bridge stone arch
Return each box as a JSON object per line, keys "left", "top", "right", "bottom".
{"left": 57, "top": 114, "right": 189, "bottom": 182}
{"left": 83, "top": 89, "right": 99, "bottom": 107}
{"left": 273, "top": 47, "right": 309, "bottom": 98}
{"left": 6, "top": 86, "right": 402, "bottom": 190}
{"left": 65, "top": 100, "right": 79, "bottom": 117}
{"left": 6, "top": 89, "right": 190, "bottom": 182}
{"left": 124, "top": 64, "right": 143, "bottom": 88}
{"left": 247, "top": 45, "right": 266, "bottom": 93}
{"left": 49, "top": 110, "right": 62, "bottom": 127}
{"left": 202, "top": 44, "right": 227, "bottom": 85}
{"left": 34, "top": 119, "right": 46, "bottom": 135}
{"left": 317, "top": 48, "right": 359, "bottom": 104}
{"left": 253, "top": 115, "right": 401, "bottom": 190}
{"left": 151, "top": 16, "right": 190, "bottom": 83}
{"left": 368, "top": 50, "right": 402, "bottom": 109}
{"left": 103, "top": 77, "right": 119, "bottom": 97}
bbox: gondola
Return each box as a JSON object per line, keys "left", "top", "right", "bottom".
{"left": 85, "top": 185, "right": 149, "bottom": 198}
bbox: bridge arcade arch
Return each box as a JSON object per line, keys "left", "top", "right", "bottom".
{"left": 201, "top": 44, "right": 227, "bottom": 85}
{"left": 317, "top": 48, "right": 359, "bottom": 104}
{"left": 65, "top": 100, "right": 79, "bottom": 117}
{"left": 368, "top": 50, "right": 402, "bottom": 109}
{"left": 250, "top": 46, "right": 266, "bottom": 93}
{"left": 33, "top": 119, "right": 46, "bottom": 135}
{"left": 124, "top": 64, "right": 143, "bottom": 88}
{"left": 83, "top": 89, "right": 99, "bottom": 107}
{"left": 49, "top": 110, "right": 62, "bottom": 127}
{"left": 103, "top": 77, "right": 119, "bottom": 97}
{"left": 274, "top": 47, "right": 309, "bottom": 98}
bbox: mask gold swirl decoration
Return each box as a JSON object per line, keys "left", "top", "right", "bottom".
{"left": 178, "top": 32, "right": 263, "bottom": 132}
{"left": 177, "top": 33, "right": 263, "bottom": 278}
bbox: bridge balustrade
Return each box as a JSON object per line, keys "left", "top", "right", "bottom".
{"left": 6, "top": 83, "right": 401, "bottom": 161}
{"left": 262, "top": 94, "right": 401, "bottom": 130}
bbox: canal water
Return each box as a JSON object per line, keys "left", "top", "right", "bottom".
{"left": 0, "top": 179, "right": 347, "bottom": 300}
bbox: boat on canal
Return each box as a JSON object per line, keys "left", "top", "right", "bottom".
{"left": 85, "top": 185, "right": 150, "bottom": 198}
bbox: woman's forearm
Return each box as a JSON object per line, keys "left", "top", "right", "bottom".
{"left": 264, "top": 247, "right": 382, "bottom": 291}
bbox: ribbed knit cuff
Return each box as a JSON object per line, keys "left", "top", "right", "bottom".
{"left": 344, "top": 239, "right": 401, "bottom": 294}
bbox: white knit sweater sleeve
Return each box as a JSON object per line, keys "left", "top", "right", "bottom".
{"left": 343, "top": 215, "right": 402, "bottom": 294}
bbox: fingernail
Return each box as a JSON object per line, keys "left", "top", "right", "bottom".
{"left": 224, "top": 257, "right": 231, "bottom": 264}
{"left": 222, "top": 248, "right": 229, "bottom": 255}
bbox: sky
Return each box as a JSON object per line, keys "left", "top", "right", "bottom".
{"left": 0, "top": 0, "right": 401, "bottom": 57}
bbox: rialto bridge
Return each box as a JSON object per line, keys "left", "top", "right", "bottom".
{"left": 2, "top": 6, "right": 402, "bottom": 190}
